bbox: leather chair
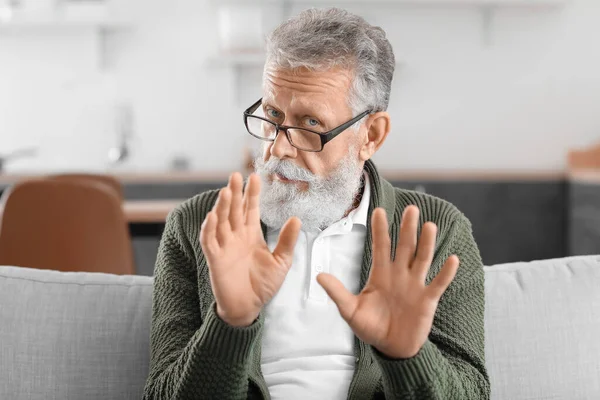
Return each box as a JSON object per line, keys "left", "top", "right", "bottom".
{"left": 47, "top": 173, "right": 124, "bottom": 201}
{"left": 0, "top": 179, "right": 135, "bottom": 274}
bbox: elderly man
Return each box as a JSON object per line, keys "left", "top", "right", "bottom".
{"left": 143, "top": 8, "right": 489, "bottom": 400}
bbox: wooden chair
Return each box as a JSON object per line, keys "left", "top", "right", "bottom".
{"left": 47, "top": 173, "right": 124, "bottom": 201}
{"left": 0, "top": 179, "right": 135, "bottom": 274}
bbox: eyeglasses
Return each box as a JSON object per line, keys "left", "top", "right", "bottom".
{"left": 243, "top": 98, "right": 372, "bottom": 152}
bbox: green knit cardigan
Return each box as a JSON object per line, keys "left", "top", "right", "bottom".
{"left": 143, "top": 160, "right": 490, "bottom": 400}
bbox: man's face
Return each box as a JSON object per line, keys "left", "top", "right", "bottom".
{"left": 254, "top": 65, "right": 367, "bottom": 232}
{"left": 261, "top": 65, "right": 362, "bottom": 187}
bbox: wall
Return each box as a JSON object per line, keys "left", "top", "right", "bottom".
{"left": 0, "top": 0, "right": 599, "bottom": 173}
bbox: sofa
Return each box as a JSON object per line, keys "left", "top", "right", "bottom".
{"left": 1, "top": 256, "right": 599, "bottom": 400}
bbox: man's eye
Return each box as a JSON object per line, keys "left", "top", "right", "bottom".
{"left": 267, "top": 109, "right": 281, "bottom": 119}
{"left": 304, "top": 118, "right": 320, "bottom": 127}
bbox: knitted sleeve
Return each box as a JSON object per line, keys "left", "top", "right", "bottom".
{"left": 373, "top": 214, "right": 490, "bottom": 399}
{"left": 142, "top": 208, "right": 262, "bottom": 400}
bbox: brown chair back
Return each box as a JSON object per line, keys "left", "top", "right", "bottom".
{"left": 47, "top": 173, "right": 124, "bottom": 201}
{"left": 0, "top": 179, "right": 135, "bottom": 274}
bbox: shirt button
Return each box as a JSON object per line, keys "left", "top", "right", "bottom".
{"left": 316, "top": 265, "right": 323, "bottom": 273}
{"left": 355, "top": 357, "right": 360, "bottom": 363}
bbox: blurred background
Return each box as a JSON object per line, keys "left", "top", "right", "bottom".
{"left": 1, "top": 0, "right": 600, "bottom": 275}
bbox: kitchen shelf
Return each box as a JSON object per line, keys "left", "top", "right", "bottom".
{"left": 0, "top": 13, "right": 130, "bottom": 70}
{"left": 209, "top": 0, "right": 569, "bottom": 102}
{"left": 215, "top": 0, "right": 568, "bottom": 6}
{"left": 0, "top": 14, "right": 128, "bottom": 31}
{"left": 211, "top": 0, "right": 569, "bottom": 46}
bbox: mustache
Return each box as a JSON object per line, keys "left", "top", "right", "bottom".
{"left": 257, "top": 158, "right": 319, "bottom": 183}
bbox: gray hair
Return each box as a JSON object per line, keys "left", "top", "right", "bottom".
{"left": 264, "top": 8, "right": 395, "bottom": 116}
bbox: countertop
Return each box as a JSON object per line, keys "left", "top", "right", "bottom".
{"left": 0, "top": 171, "right": 230, "bottom": 185}
{"left": 0, "top": 169, "right": 568, "bottom": 184}
{"left": 0, "top": 199, "right": 185, "bottom": 224}
{"left": 567, "top": 169, "right": 600, "bottom": 184}
{"left": 2, "top": 169, "right": 595, "bottom": 224}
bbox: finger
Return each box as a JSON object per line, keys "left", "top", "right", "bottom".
{"left": 395, "top": 206, "right": 419, "bottom": 266}
{"left": 272, "top": 217, "right": 302, "bottom": 267}
{"left": 412, "top": 222, "right": 437, "bottom": 283}
{"left": 317, "top": 273, "right": 359, "bottom": 322}
{"left": 215, "top": 188, "right": 232, "bottom": 246}
{"left": 229, "top": 173, "right": 244, "bottom": 231}
{"left": 243, "top": 173, "right": 262, "bottom": 226}
{"left": 199, "top": 211, "right": 220, "bottom": 255}
{"left": 371, "top": 208, "right": 391, "bottom": 266}
{"left": 427, "top": 255, "right": 459, "bottom": 300}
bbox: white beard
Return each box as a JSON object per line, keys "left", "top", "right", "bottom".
{"left": 254, "top": 148, "right": 365, "bottom": 232}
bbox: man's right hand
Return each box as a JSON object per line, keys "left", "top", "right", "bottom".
{"left": 199, "top": 172, "right": 301, "bottom": 327}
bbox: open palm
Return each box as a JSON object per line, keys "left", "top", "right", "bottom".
{"left": 200, "top": 173, "right": 301, "bottom": 327}
{"left": 318, "top": 206, "right": 459, "bottom": 359}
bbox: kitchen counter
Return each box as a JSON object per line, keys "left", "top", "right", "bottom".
{"left": 567, "top": 169, "right": 600, "bottom": 184}
{"left": 0, "top": 171, "right": 229, "bottom": 185}
{"left": 122, "top": 199, "right": 185, "bottom": 223}
{"left": 0, "top": 169, "right": 567, "bottom": 185}
{"left": 0, "top": 199, "right": 185, "bottom": 224}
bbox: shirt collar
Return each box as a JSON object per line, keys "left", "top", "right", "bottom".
{"left": 346, "top": 172, "right": 370, "bottom": 228}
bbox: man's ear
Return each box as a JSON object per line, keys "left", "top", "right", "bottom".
{"left": 359, "top": 111, "right": 391, "bottom": 162}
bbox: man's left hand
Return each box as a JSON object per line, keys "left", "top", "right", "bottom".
{"left": 317, "top": 205, "right": 459, "bottom": 359}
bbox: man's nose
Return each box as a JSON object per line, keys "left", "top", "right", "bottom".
{"left": 270, "top": 129, "right": 297, "bottom": 160}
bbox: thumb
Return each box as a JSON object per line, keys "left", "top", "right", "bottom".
{"left": 272, "top": 217, "right": 302, "bottom": 265}
{"left": 317, "top": 273, "right": 358, "bottom": 322}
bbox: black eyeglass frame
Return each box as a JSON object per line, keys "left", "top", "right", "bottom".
{"left": 243, "top": 98, "right": 373, "bottom": 152}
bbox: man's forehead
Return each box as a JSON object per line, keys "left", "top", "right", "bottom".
{"left": 262, "top": 67, "right": 352, "bottom": 117}
{"left": 262, "top": 91, "right": 336, "bottom": 120}
{"left": 263, "top": 65, "right": 353, "bottom": 91}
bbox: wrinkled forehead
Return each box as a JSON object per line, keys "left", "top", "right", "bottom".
{"left": 262, "top": 65, "right": 354, "bottom": 117}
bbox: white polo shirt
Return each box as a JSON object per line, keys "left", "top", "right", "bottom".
{"left": 261, "top": 174, "right": 370, "bottom": 400}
